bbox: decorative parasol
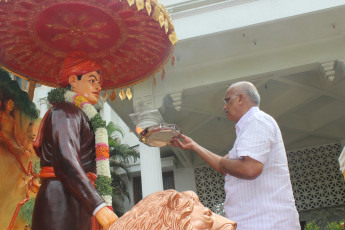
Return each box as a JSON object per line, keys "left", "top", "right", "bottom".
{"left": 0, "top": 0, "right": 177, "bottom": 90}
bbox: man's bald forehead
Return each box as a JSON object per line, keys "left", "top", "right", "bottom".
{"left": 228, "top": 81, "right": 255, "bottom": 90}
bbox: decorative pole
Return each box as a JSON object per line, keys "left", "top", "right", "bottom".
{"left": 27, "top": 80, "right": 36, "bottom": 101}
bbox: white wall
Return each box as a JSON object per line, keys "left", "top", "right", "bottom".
{"left": 32, "top": 85, "right": 52, "bottom": 118}
{"left": 163, "top": 0, "right": 345, "bottom": 40}
{"left": 173, "top": 167, "right": 197, "bottom": 193}
{"left": 102, "top": 102, "right": 139, "bottom": 148}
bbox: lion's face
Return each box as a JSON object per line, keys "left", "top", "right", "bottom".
{"left": 190, "top": 202, "right": 236, "bottom": 230}
{"left": 109, "top": 190, "right": 236, "bottom": 230}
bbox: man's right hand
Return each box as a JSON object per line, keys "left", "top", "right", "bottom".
{"left": 171, "top": 134, "right": 224, "bottom": 174}
{"left": 170, "top": 134, "right": 196, "bottom": 151}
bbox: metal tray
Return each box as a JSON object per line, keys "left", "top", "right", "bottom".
{"left": 139, "top": 123, "right": 182, "bottom": 147}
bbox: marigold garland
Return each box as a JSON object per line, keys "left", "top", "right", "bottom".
{"left": 47, "top": 88, "right": 113, "bottom": 207}
{"left": 96, "top": 146, "right": 110, "bottom": 159}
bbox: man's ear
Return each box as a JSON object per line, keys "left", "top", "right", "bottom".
{"left": 69, "top": 75, "right": 78, "bottom": 88}
{"left": 238, "top": 94, "right": 244, "bottom": 102}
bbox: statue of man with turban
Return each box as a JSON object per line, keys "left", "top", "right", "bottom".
{"left": 32, "top": 52, "right": 118, "bottom": 230}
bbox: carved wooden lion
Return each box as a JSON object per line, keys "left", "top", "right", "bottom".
{"left": 110, "top": 189, "right": 236, "bottom": 230}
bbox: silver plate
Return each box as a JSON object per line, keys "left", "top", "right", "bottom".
{"left": 139, "top": 123, "right": 182, "bottom": 147}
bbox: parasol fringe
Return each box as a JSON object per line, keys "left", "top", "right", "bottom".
{"left": 109, "top": 90, "right": 117, "bottom": 101}
{"left": 171, "top": 55, "right": 176, "bottom": 66}
{"left": 27, "top": 80, "right": 36, "bottom": 101}
{"left": 161, "top": 68, "right": 166, "bottom": 81}
{"left": 164, "top": 19, "right": 169, "bottom": 33}
{"left": 127, "top": 0, "right": 134, "bottom": 7}
{"left": 136, "top": 0, "right": 144, "bottom": 11}
{"left": 145, "top": 0, "right": 152, "bottom": 15}
{"left": 169, "top": 31, "right": 178, "bottom": 45}
{"left": 126, "top": 88, "right": 133, "bottom": 100}
{"left": 158, "top": 12, "right": 164, "bottom": 28}
{"left": 152, "top": 3, "right": 161, "bottom": 21}
{"left": 119, "top": 89, "right": 126, "bottom": 100}
{"left": 145, "top": 0, "right": 178, "bottom": 45}
{"left": 153, "top": 75, "right": 157, "bottom": 86}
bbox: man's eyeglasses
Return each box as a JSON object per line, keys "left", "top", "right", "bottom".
{"left": 224, "top": 95, "right": 238, "bottom": 104}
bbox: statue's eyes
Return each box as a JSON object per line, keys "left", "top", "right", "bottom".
{"left": 88, "top": 75, "right": 100, "bottom": 85}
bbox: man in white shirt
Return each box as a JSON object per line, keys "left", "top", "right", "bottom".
{"left": 171, "top": 81, "right": 300, "bottom": 229}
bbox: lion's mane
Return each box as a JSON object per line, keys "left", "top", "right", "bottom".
{"left": 110, "top": 190, "right": 203, "bottom": 230}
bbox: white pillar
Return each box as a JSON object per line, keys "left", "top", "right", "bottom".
{"left": 139, "top": 142, "right": 163, "bottom": 197}
{"left": 38, "top": 98, "right": 49, "bottom": 118}
{"left": 101, "top": 102, "right": 112, "bottom": 125}
{"left": 130, "top": 109, "right": 164, "bottom": 198}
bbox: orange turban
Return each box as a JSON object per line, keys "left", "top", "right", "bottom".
{"left": 58, "top": 51, "right": 102, "bottom": 88}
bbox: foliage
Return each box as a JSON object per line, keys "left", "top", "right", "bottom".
{"left": 305, "top": 221, "right": 344, "bottom": 230}
{"left": 47, "top": 87, "right": 67, "bottom": 104}
{"left": 33, "top": 160, "right": 41, "bottom": 174}
{"left": 106, "top": 121, "right": 124, "bottom": 138}
{"left": 305, "top": 222, "right": 320, "bottom": 230}
{"left": 107, "top": 121, "right": 139, "bottom": 164}
{"left": 110, "top": 164, "right": 130, "bottom": 217}
{"left": 95, "top": 176, "right": 113, "bottom": 196}
{"left": 19, "top": 198, "right": 35, "bottom": 226}
{"left": 326, "top": 221, "right": 343, "bottom": 230}
{"left": 109, "top": 139, "right": 139, "bottom": 165}
{"left": 0, "top": 68, "right": 38, "bottom": 119}
{"left": 107, "top": 121, "right": 139, "bottom": 215}
{"left": 90, "top": 113, "right": 106, "bottom": 129}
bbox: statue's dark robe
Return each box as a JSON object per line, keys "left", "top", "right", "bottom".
{"left": 32, "top": 102, "right": 104, "bottom": 230}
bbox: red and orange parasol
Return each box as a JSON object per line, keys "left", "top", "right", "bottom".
{"left": 0, "top": 0, "right": 177, "bottom": 92}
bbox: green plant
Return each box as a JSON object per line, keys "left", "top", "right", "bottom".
{"left": 326, "top": 221, "right": 343, "bottom": 230}
{"left": 47, "top": 87, "right": 67, "bottom": 105}
{"left": 19, "top": 198, "right": 35, "bottom": 227}
{"left": 305, "top": 222, "right": 320, "bottom": 230}
{"left": 106, "top": 121, "right": 124, "bottom": 139}
{"left": 107, "top": 121, "right": 139, "bottom": 216}
{"left": 0, "top": 69, "right": 38, "bottom": 119}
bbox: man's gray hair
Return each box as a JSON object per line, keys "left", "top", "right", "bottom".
{"left": 230, "top": 81, "right": 260, "bottom": 106}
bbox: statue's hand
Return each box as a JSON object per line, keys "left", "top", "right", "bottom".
{"left": 95, "top": 206, "right": 118, "bottom": 230}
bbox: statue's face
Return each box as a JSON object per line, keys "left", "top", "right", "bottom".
{"left": 190, "top": 204, "right": 236, "bottom": 230}
{"left": 70, "top": 71, "right": 101, "bottom": 105}
{"left": 5, "top": 99, "right": 14, "bottom": 112}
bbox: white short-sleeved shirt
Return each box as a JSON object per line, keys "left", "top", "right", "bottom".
{"left": 224, "top": 107, "right": 300, "bottom": 230}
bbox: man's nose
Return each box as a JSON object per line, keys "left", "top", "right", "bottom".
{"left": 95, "top": 83, "right": 101, "bottom": 91}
